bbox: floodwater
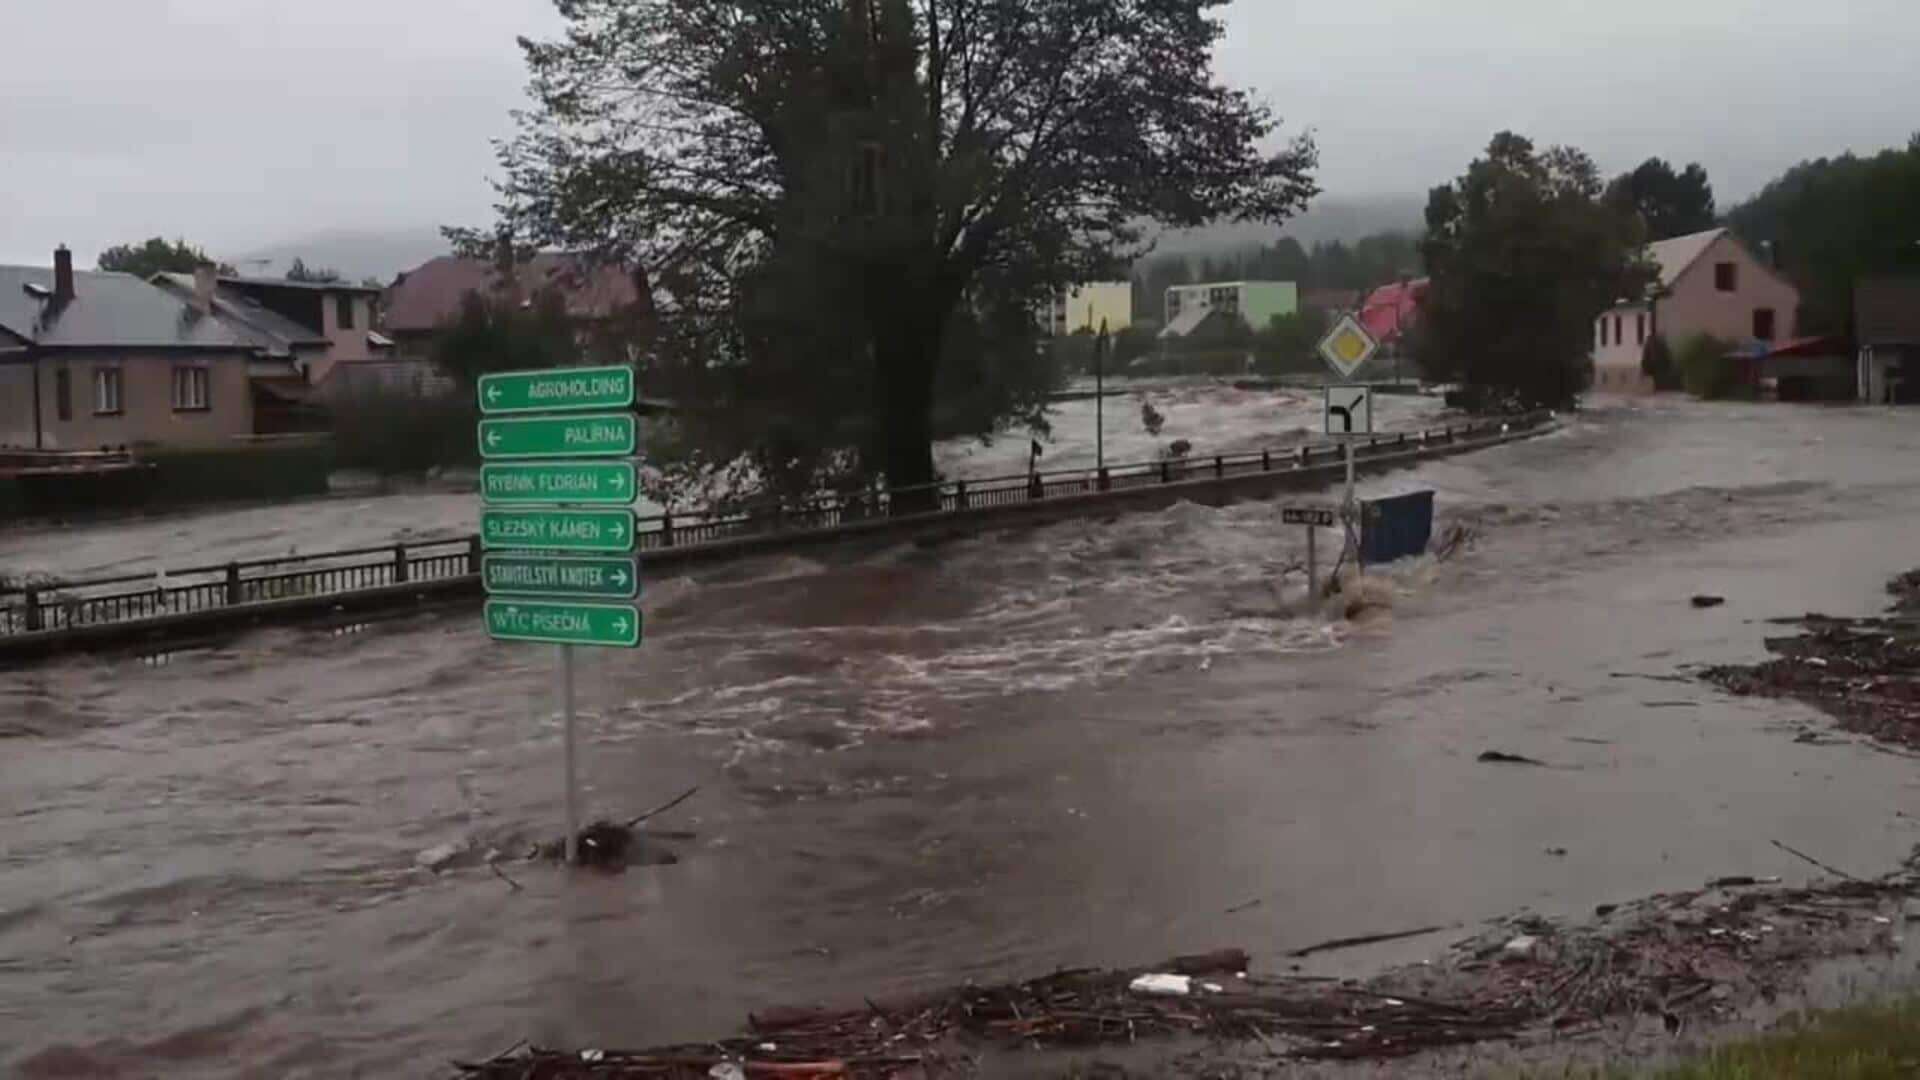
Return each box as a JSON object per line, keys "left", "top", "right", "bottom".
{"left": 0, "top": 378, "right": 1445, "bottom": 582}
{"left": 6, "top": 395, "right": 1920, "bottom": 1077}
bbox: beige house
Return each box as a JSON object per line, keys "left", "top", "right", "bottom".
{"left": 1592, "top": 228, "right": 1800, "bottom": 393}
{"left": 213, "top": 275, "right": 389, "bottom": 389}
{"left": 0, "top": 250, "right": 261, "bottom": 450}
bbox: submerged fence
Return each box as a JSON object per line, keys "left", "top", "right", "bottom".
{"left": 0, "top": 412, "right": 1549, "bottom": 650}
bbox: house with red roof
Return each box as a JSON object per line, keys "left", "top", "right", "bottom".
{"left": 1357, "top": 279, "right": 1427, "bottom": 346}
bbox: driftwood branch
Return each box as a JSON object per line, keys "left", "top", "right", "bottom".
{"left": 627, "top": 785, "right": 701, "bottom": 829}
{"left": 1285, "top": 924, "right": 1451, "bottom": 959}
{"left": 1771, "top": 839, "right": 1861, "bottom": 881}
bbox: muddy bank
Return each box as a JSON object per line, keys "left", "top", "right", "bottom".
{"left": 446, "top": 853, "right": 1920, "bottom": 1078}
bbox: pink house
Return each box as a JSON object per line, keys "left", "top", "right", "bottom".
{"left": 1592, "top": 228, "right": 1799, "bottom": 393}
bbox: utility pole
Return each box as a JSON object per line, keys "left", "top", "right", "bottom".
{"left": 1095, "top": 313, "right": 1106, "bottom": 474}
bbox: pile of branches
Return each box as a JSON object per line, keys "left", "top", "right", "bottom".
{"left": 450, "top": 948, "right": 1533, "bottom": 1078}
{"left": 1703, "top": 614, "right": 1920, "bottom": 750}
{"left": 1396, "top": 867, "right": 1918, "bottom": 1046}
{"left": 451, "top": 859, "right": 1920, "bottom": 1079}
{"left": 1693, "top": 565, "right": 1920, "bottom": 751}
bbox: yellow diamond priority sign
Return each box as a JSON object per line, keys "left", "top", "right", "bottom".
{"left": 1317, "top": 314, "right": 1379, "bottom": 379}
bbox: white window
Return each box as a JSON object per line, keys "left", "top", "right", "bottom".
{"left": 171, "top": 366, "right": 210, "bottom": 411}
{"left": 92, "top": 366, "right": 123, "bottom": 415}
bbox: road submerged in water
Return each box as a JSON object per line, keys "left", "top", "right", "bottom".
{"left": 4, "top": 395, "right": 1920, "bottom": 1077}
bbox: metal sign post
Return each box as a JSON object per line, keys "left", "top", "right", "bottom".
{"left": 1322, "top": 384, "right": 1374, "bottom": 574}
{"left": 1307, "top": 525, "right": 1318, "bottom": 599}
{"left": 561, "top": 644, "right": 579, "bottom": 863}
{"left": 1323, "top": 386, "right": 1373, "bottom": 502}
{"left": 478, "top": 365, "right": 644, "bottom": 867}
{"left": 1317, "top": 316, "right": 1381, "bottom": 574}
{"left": 1282, "top": 506, "right": 1336, "bottom": 601}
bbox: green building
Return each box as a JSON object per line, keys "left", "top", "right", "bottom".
{"left": 1162, "top": 280, "right": 1299, "bottom": 337}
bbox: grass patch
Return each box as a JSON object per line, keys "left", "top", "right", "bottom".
{"left": 1537, "top": 996, "right": 1920, "bottom": 1078}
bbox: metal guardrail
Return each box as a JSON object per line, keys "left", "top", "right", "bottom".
{"left": 629, "top": 414, "right": 1542, "bottom": 550}
{"left": 0, "top": 539, "right": 478, "bottom": 637}
{"left": 0, "top": 412, "right": 1549, "bottom": 643}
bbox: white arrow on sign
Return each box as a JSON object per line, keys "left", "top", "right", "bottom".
{"left": 486, "top": 385, "right": 502, "bottom": 402}
{"left": 613, "top": 617, "right": 631, "bottom": 635}
{"left": 610, "top": 472, "right": 627, "bottom": 490}
{"left": 486, "top": 430, "right": 502, "bottom": 447}
{"left": 610, "top": 519, "right": 627, "bottom": 538}
{"left": 1325, "top": 385, "right": 1373, "bottom": 436}
{"left": 611, "top": 568, "right": 629, "bottom": 585}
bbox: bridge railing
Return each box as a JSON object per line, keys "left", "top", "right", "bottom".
{"left": 0, "top": 412, "right": 1547, "bottom": 639}
{"left": 0, "top": 538, "right": 480, "bottom": 637}
{"left": 632, "top": 414, "right": 1541, "bottom": 549}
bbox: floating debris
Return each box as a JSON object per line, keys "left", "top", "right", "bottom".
{"left": 1477, "top": 750, "right": 1549, "bottom": 766}
{"left": 449, "top": 858, "right": 1920, "bottom": 1078}
{"left": 1702, "top": 572, "right": 1920, "bottom": 751}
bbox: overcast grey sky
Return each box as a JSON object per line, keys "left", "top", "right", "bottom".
{"left": 3, "top": 0, "right": 1915, "bottom": 267}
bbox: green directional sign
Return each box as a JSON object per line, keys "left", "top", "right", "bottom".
{"left": 483, "top": 555, "right": 640, "bottom": 600}
{"left": 479, "top": 365, "right": 635, "bottom": 415}
{"left": 481, "top": 508, "right": 635, "bottom": 552}
{"left": 479, "top": 413, "right": 637, "bottom": 461}
{"left": 484, "top": 599, "right": 641, "bottom": 648}
{"left": 480, "top": 462, "right": 637, "bottom": 506}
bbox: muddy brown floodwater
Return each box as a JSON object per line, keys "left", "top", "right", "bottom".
{"left": 5, "top": 397, "right": 1920, "bottom": 1077}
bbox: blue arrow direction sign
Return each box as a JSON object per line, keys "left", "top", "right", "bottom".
{"left": 480, "top": 508, "right": 635, "bottom": 552}
{"left": 484, "top": 599, "right": 641, "bottom": 648}
{"left": 482, "top": 555, "right": 640, "bottom": 600}
{"left": 480, "top": 462, "right": 637, "bottom": 506}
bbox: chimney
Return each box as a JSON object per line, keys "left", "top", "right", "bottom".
{"left": 52, "top": 245, "right": 74, "bottom": 304}
{"left": 192, "top": 264, "right": 217, "bottom": 315}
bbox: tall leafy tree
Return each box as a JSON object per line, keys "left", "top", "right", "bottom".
{"left": 1420, "top": 132, "right": 1654, "bottom": 409}
{"left": 486, "top": 0, "right": 1316, "bottom": 501}
{"left": 1604, "top": 158, "right": 1716, "bottom": 241}
{"left": 1727, "top": 136, "right": 1920, "bottom": 336}
{"left": 429, "top": 289, "right": 581, "bottom": 387}
{"left": 1245, "top": 235, "right": 1311, "bottom": 284}
{"left": 96, "top": 237, "right": 235, "bottom": 277}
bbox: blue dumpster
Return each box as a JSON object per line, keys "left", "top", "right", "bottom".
{"left": 1360, "top": 490, "right": 1434, "bottom": 565}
